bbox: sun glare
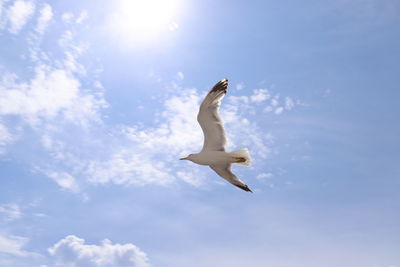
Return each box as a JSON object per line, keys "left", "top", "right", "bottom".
{"left": 110, "top": 0, "right": 181, "bottom": 43}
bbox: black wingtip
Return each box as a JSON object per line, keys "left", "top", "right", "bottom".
{"left": 234, "top": 183, "right": 253, "bottom": 193}
{"left": 210, "top": 78, "right": 228, "bottom": 93}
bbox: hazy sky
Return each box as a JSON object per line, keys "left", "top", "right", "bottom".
{"left": 1, "top": 0, "right": 400, "bottom": 266}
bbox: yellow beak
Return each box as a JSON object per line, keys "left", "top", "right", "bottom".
{"left": 179, "top": 157, "right": 188, "bottom": 160}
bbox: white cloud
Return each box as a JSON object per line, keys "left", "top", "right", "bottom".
{"left": 63, "top": 50, "right": 86, "bottom": 75}
{"left": 250, "top": 89, "right": 270, "bottom": 103}
{"left": 236, "top": 82, "right": 245, "bottom": 91}
{"left": 274, "top": 107, "right": 284, "bottom": 115}
{"left": 57, "top": 30, "right": 88, "bottom": 73}
{"left": 176, "top": 170, "right": 205, "bottom": 187}
{"left": 256, "top": 172, "right": 273, "bottom": 180}
{"left": 0, "top": 233, "right": 29, "bottom": 256}
{"left": 0, "top": 122, "right": 13, "bottom": 154}
{"left": 227, "top": 95, "right": 249, "bottom": 107}
{"left": 264, "top": 106, "right": 273, "bottom": 113}
{"left": 168, "top": 21, "right": 179, "bottom": 31}
{"left": 75, "top": 10, "right": 87, "bottom": 24}
{"left": 267, "top": 96, "right": 296, "bottom": 115}
{"left": 40, "top": 170, "right": 80, "bottom": 193}
{"left": 323, "top": 88, "right": 331, "bottom": 97}
{"left": 61, "top": 10, "right": 87, "bottom": 25}
{"left": 86, "top": 149, "right": 175, "bottom": 186}
{"left": 35, "top": 3, "right": 52, "bottom": 34}
{"left": 93, "top": 81, "right": 103, "bottom": 89}
{"left": 7, "top": 0, "right": 34, "bottom": 34}
{"left": 0, "top": 62, "right": 105, "bottom": 126}
{"left": 0, "top": 1, "right": 5, "bottom": 22}
{"left": 259, "top": 94, "right": 296, "bottom": 115}
{"left": 176, "top": 71, "right": 184, "bottom": 81}
{"left": 61, "top": 12, "right": 73, "bottom": 24}
{"left": 48, "top": 235, "right": 150, "bottom": 267}
{"left": 284, "top": 96, "right": 294, "bottom": 110}
{"left": 0, "top": 66, "right": 78, "bottom": 117}
{"left": 223, "top": 102, "right": 271, "bottom": 158}
{"left": 40, "top": 134, "right": 53, "bottom": 149}
{"left": 270, "top": 95, "right": 279, "bottom": 106}
{"left": 0, "top": 203, "right": 22, "bottom": 221}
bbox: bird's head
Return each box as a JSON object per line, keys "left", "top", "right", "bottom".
{"left": 179, "top": 154, "right": 194, "bottom": 161}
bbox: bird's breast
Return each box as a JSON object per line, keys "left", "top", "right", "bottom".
{"left": 192, "top": 151, "right": 231, "bottom": 166}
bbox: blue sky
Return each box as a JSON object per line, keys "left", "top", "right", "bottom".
{"left": 1, "top": 0, "right": 400, "bottom": 266}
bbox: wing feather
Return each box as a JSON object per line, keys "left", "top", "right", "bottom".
{"left": 210, "top": 164, "right": 252, "bottom": 192}
{"left": 197, "top": 79, "right": 228, "bottom": 152}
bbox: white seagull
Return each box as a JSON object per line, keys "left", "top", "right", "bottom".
{"left": 180, "top": 78, "right": 253, "bottom": 192}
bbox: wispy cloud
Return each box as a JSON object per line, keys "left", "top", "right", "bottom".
{"left": 275, "top": 107, "right": 284, "bottom": 115}
{"left": 0, "top": 122, "right": 13, "bottom": 154}
{"left": 86, "top": 149, "right": 177, "bottom": 186}
{"left": 271, "top": 95, "right": 279, "bottom": 106}
{"left": 60, "top": 10, "right": 88, "bottom": 25}
{"left": 323, "top": 88, "right": 331, "bottom": 97}
{"left": 0, "top": 233, "right": 29, "bottom": 256}
{"left": 35, "top": 3, "right": 52, "bottom": 34}
{"left": 48, "top": 235, "right": 150, "bottom": 267}
{"left": 256, "top": 172, "right": 273, "bottom": 180}
{"left": 284, "top": 96, "right": 294, "bottom": 110}
{"left": 61, "top": 12, "right": 73, "bottom": 24}
{"left": 38, "top": 170, "right": 80, "bottom": 193}
{"left": 0, "top": 1, "right": 5, "bottom": 21}
{"left": 168, "top": 21, "right": 179, "bottom": 31}
{"left": 75, "top": 10, "right": 87, "bottom": 24}
{"left": 0, "top": 203, "right": 22, "bottom": 221}
{"left": 250, "top": 89, "right": 270, "bottom": 103}
{"left": 236, "top": 82, "right": 245, "bottom": 91}
{"left": 176, "top": 71, "right": 184, "bottom": 81}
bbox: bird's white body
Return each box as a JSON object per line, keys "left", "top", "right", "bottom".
{"left": 186, "top": 149, "right": 251, "bottom": 167}
{"left": 188, "top": 152, "right": 231, "bottom": 166}
{"left": 180, "top": 78, "right": 253, "bottom": 192}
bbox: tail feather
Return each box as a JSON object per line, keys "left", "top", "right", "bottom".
{"left": 229, "top": 148, "right": 251, "bottom": 166}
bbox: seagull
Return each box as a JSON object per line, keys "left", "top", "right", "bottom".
{"left": 180, "top": 78, "right": 253, "bottom": 192}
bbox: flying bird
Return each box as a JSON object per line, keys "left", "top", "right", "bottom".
{"left": 180, "top": 78, "right": 253, "bottom": 192}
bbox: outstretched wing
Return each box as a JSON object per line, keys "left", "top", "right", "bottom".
{"left": 197, "top": 79, "right": 228, "bottom": 152}
{"left": 210, "top": 164, "right": 252, "bottom": 192}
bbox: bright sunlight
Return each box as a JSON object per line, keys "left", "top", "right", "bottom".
{"left": 109, "top": 0, "right": 181, "bottom": 43}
